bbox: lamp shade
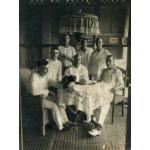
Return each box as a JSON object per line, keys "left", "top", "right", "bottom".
{"left": 59, "top": 13, "right": 100, "bottom": 36}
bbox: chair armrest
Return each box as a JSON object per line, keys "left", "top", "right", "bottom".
{"left": 39, "top": 95, "right": 43, "bottom": 105}
{"left": 113, "top": 90, "right": 127, "bottom": 104}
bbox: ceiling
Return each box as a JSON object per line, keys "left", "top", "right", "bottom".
{"left": 30, "top": 0, "right": 129, "bottom": 5}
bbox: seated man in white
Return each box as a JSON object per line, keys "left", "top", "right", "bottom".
{"left": 29, "top": 59, "right": 73, "bottom": 131}
{"left": 46, "top": 47, "right": 74, "bottom": 128}
{"left": 64, "top": 53, "right": 89, "bottom": 84}
{"left": 62, "top": 54, "right": 89, "bottom": 122}
{"left": 88, "top": 55, "right": 124, "bottom": 136}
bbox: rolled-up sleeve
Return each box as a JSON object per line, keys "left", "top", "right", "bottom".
{"left": 72, "top": 47, "right": 76, "bottom": 57}
{"left": 116, "top": 69, "right": 124, "bottom": 90}
{"left": 57, "top": 62, "right": 62, "bottom": 81}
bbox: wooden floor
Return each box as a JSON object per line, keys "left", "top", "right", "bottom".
{"left": 22, "top": 102, "right": 127, "bottom": 150}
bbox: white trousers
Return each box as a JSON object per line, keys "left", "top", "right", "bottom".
{"left": 59, "top": 106, "right": 69, "bottom": 123}
{"left": 43, "top": 98, "right": 68, "bottom": 130}
{"left": 93, "top": 103, "right": 110, "bottom": 127}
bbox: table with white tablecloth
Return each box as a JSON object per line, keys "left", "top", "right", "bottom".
{"left": 58, "top": 82, "right": 114, "bottom": 121}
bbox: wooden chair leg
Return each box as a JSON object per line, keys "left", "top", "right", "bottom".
{"left": 42, "top": 109, "right": 45, "bottom": 136}
{"left": 42, "top": 124, "right": 45, "bottom": 136}
{"left": 112, "top": 102, "right": 115, "bottom": 124}
{"left": 122, "top": 100, "right": 124, "bottom": 116}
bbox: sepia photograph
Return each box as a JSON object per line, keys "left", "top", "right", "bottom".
{"left": 19, "top": 0, "right": 131, "bottom": 149}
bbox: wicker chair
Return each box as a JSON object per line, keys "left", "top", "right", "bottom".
{"left": 111, "top": 67, "right": 128, "bottom": 124}
{"left": 20, "top": 68, "right": 50, "bottom": 136}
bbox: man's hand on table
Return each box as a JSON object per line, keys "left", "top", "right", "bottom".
{"left": 89, "top": 80, "right": 97, "bottom": 84}
{"left": 111, "top": 87, "right": 119, "bottom": 93}
{"left": 79, "top": 79, "right": 88, "bottom": 85}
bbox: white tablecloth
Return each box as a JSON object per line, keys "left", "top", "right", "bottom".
{"left": 58, "top": 82, "right": 114, "bottom": 117}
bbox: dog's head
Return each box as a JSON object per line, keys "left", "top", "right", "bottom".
{"left": 62, "top": 75, "right": 76, "bottom": 89}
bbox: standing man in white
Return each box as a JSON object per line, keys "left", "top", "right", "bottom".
{"left": 77, "top": 38, "right": 93, "bottom": 72}
{"left": 89, "top": 37, "right": 111, "bottom": 80}
{"left": 58, "top": 34, "right": 76, "bottom": 72}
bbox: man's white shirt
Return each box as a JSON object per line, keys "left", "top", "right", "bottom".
{"left": 46, "top": 59, "right": 62, "bottom": 81}
{"left": 64, "top": 64, "right": 89, "bottom": 82}
{"left": 58, "top": 45, "right": 76, "bottom": 67}
{"left": 77, "top": 47, "right": 93, "bottom": 71}
{"left": 29, "top": 72, "right": 49, "bottom": 98}
{"left": 89, "top": 49, "right": 111, "bottom": 80}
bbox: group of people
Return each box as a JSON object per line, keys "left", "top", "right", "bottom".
{"left": 29, "top": 34, "right": 124, "bottom": 136}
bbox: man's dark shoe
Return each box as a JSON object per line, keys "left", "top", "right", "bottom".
{"left": 63, "top": 121, "right": 74, "bottom": 130}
